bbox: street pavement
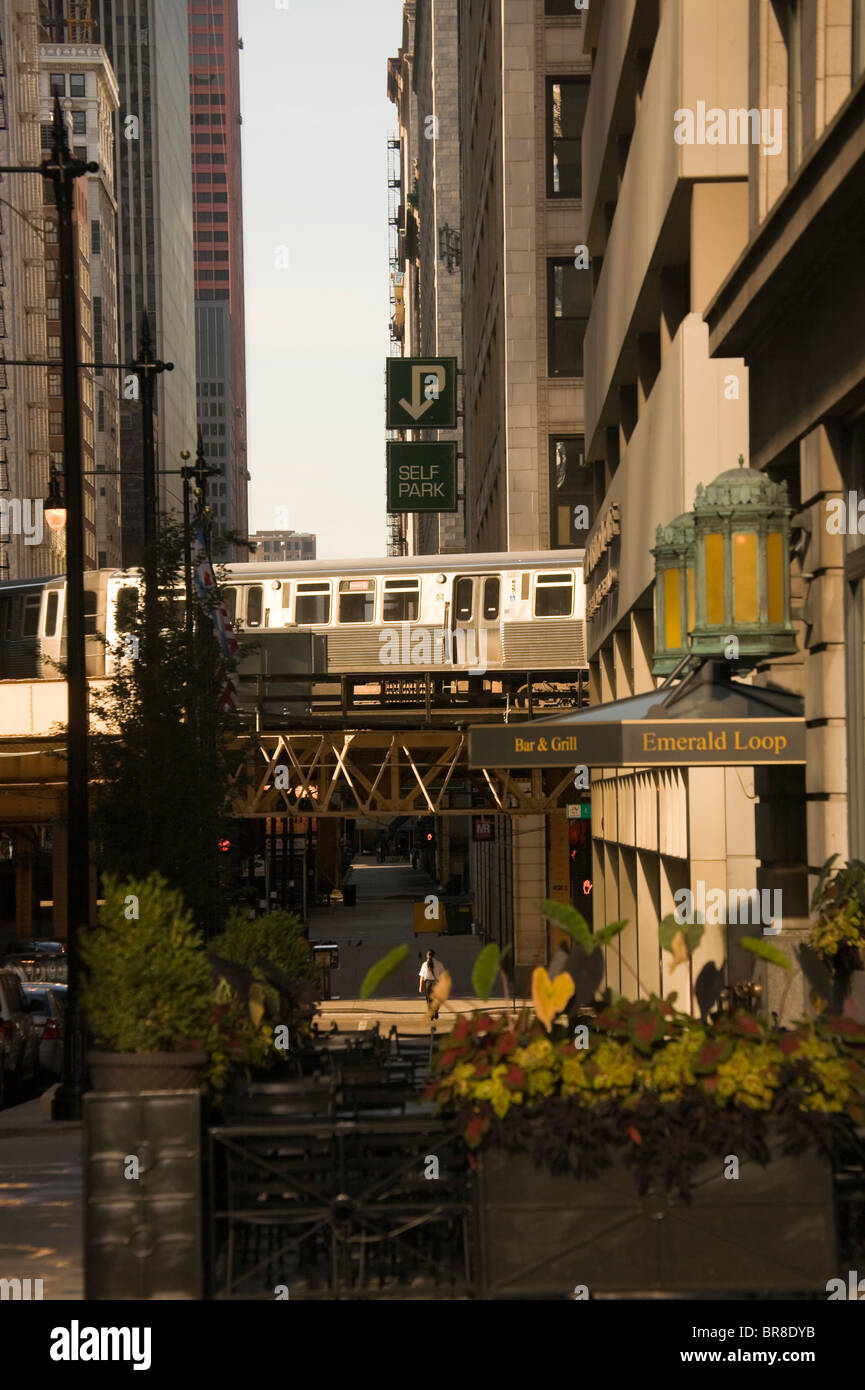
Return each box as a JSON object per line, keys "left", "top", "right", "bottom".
{"left": 0, "top": 1086, "right": 83, "bottom": 1300}
{"left": 0, "top": 857, "right": 513, "bottom": 1300}
{"left": 308, "top": 854, "right": 508, "bottom": 1004}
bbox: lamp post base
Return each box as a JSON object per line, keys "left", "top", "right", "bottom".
{"left": 51, "top": 1081, "right": 85, "bottom": 1121}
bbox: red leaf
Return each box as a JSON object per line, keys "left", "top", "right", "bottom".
{"left": 506, "top": 1065, "right": 526, "bottom": 1086}
{"left": 495, "top": 1030, "right": 518, "bottom": 1057}
{"left": 475, "top": 1014, "right": 497, "bottom": 1035}
{"left": 778, "top": 1032, "right": 803, "bottom": 1055}
{"left": 453, "top": 1015, "right": 474, "bottom": 1041}
{"left": 730, "top": 1013, "right": 762, "bottom": 1038}
{"left": 464, "top": 1114, "right": 490, "bottom": 1148}
{"left": 625, "top": 1124, "right": 642, "bottom": 1146}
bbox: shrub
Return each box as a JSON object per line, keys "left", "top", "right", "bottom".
{"left": 210, "top": 909, "right": 318, "bottom": 984}
{"left": 80, "top": 872, "right": 213, "bottom": 1053}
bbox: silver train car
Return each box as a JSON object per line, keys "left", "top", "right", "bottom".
{"left": 0, "top": 551, "right": 586, "bottom": 680}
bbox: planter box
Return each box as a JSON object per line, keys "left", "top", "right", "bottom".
{"left": 89, "top": 1049, "right": 207, "bottom": 1093}
{"left": 475, "top": 1146, "right": 837, "bottom": 1298}
{"left": 85, "top": 1091, "right": 203, "bottom": 1299}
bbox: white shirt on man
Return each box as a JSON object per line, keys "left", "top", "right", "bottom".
{"left": 419, "top": 957, "right": 442, "bottom": 983}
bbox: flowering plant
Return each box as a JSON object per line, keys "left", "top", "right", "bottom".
{"left": 426, "top": 915, "right": 865, "bottom": 1198}
{"left": 809, "top": 857, "right": 865, "bottom": 969}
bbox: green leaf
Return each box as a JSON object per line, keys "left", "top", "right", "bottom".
{"left": 472, "top": 943, "right": 502, "bottom": 1001}
{"left": 658, "top": 913, "right": 680, "bottom": 954}
{"left": 595, "top": 918, "right": 628, "bottom": 948}
{"left": 359, "top": 944, "right": 410, "bottom": 1000}
{"left": 542, "top": 898, "right": 594, "bottom": 952}
{"left": 659, "top": 913, "right": 704, "bottom": 956}
{"left": 739, "top": 936, "right": 792, "bottom": 970}
{"left": 810, "top": 854, "right": 839, "bottom": 912}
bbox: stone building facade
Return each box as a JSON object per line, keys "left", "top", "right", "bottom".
{"left": 581, "top": 0, "right": 865, "bottom": 1020}
{"left": 0, "top": 0, "right": 51, "bottom": 580}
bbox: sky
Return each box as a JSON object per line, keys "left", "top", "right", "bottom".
{"left": 237, "top": 0, "right": 400, "bottom": 560}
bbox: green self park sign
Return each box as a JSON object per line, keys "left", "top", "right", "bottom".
{"left": 387, "top": 441, "right": 458, "bottom": 513}
{"left": 386, "top": 357, "right": 457, "bottom": 429}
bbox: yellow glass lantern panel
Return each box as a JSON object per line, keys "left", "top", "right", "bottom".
{"left": 704, "top": 533, "right": 724, "bottom": 625}
{"left": 767, "top": 531, "right": 784, "bottom": 624}
{"left": 686, "top": 567, "right": 695, "bottom": 637}
{"left": 663, "top": 567, "right": 681, "bottom": 651}
{"left": 733, "top": 532, "right": 758, "bottom": 623}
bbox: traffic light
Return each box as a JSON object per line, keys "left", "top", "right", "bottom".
{"left": 218, "top": 837, "right": 231, "bottom": 854}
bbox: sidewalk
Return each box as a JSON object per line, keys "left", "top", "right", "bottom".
{"left": 0, "top": 1085, "right": 83, "bottom": 1300}
{"left": 317, "top": 995, "right": 529, "bottom": 1034}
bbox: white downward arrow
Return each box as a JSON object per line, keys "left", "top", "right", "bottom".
{"left": 398, "top": 365, "right": 445, "bottom": 420}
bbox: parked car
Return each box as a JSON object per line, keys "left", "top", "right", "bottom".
{"left": 0, "top": 968, "right": 40, "bottom": 1107}
{"left": 3, "top": 939, "right": 66, "bottom": 959}
{"left": 3, "top": 940, "right": 68, "bottom": 984}
{"left": 21, "top": 983, "right": 66, "bottom": 1078}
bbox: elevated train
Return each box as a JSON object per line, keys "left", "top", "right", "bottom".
{"left": 0, "top": 551, "right": 587, "bottom": 692}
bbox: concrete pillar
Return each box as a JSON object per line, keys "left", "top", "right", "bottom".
{"left": 512, "top": 814, "right": 547, "bottom": 992}
{"left": 800, "top": 424, "right": 849, "bottom": 886}
{"left": 13, "top": 831, "right": 35, "bottom": 941}
{"left": 52, "top": 825, "right": 68, "bottom": 940}
{"left": 686, "top": 767, "right": 731, "bottom": 1014}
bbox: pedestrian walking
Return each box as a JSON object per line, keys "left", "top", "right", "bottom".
{"left": 418, "top": 948, "right": 444, "bottom": 1019}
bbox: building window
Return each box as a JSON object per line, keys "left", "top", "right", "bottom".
{"left": 49, "top": 74, "right": 66, "bottom": 96}
{"left": 69, "top": 74, "right": 86, "bottom": 97}
{"left": 549, "top": 437, "right": 592, "bottom": 547}
{"left": 49, "top": 411, "right": 63, "bottom": 433}
{"left": 48, "top": 371, "right": 61, "bottom": 395}
{"left": 40, "top": 122, "right": 53, "bottom": 150}
{"left": 545, "top": 0, "right": 582, "bottom": 11}
{"left": 547, "top": 78, "right": 589, "bottom": 197}
{"left": 93, "top": 297, "right": 103, "bottom": 373}
{"left": 91, "top": 219, "right": 101, "bottom": 254}
{"left": 48, "top": 335, "right": 61, "bottom": 357}
{"left": 72, "top": 110, "right": 87, "bottom": 135}
{"left": 97, "top": 391, "right": 105, "bottom": 432}
{"left": 548, "top": 260, "right": 591, "bottom": 376}
{"left": 46, "top": 296, "right": 60, "bottom": 318}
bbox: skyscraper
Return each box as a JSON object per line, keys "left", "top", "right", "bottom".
{"left": 188, "top": 0, "right": 247, "bottom": 556}
{"left": 90, "top": 0, "right": 197, "bottom": 565}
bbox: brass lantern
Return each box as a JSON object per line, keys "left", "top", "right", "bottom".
{"left": 690, "top": 457, "right": 796, "bottom": 665}
{"left": 651, "top": 512, "right": 696, "bottom": 675}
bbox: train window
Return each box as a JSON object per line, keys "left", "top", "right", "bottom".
{"left": 295, "top": 583, "right": 330, "bottom": 624}
{"left": 22, "top": 594, "right": 41, "bottom": 638}
{"left": 83, "top": 590, "right": 98, "bottom": 636}
{"left": 115, "top": 586, "right": 139, "bottom": 632}
{"left": 534, "top": 572, "right": 573, "bottom": 617}
{"left": 338, "top": 579, "right": 375, "bottom": 624}
{"left": 454, "top": 577, "right": 473, "bottom": 621}
{"left": 382, "top": 578, "right": 420, "bottom": 622}
{"left": 483, "top": 578, "right": 500, "bottom": 620}
{"left": 44, "top": 591, "right": 59, "bottom": 637}
{"left": 222, "top": 588, "right": 237, "bottom": 623}
{"left": 246, "top": 586, "right": 263, "bottom": 628}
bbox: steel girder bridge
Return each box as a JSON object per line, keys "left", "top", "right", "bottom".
{"left": 0, "top": 680, "right": 582, "bottom": 823}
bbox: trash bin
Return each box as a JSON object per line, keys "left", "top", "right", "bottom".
{"left": 342, "top": 882, "right": 357, "bottom": 907}
{"left": 442, "top": 896, "right": 473, "bottom": 935}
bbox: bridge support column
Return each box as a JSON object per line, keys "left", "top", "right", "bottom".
{"left": 13, "top": 831, "right": 35, "bottom": 941}
{"left": 52, "top": 825, "right": 68, "bottom": 940}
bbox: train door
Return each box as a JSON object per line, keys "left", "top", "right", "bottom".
{"left": 451, "top": 575, "right": 503, "bottom": 669}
